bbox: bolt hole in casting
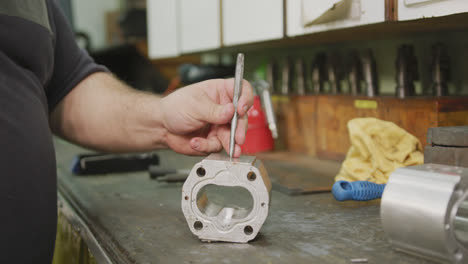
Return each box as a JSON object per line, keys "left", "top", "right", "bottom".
{"left": 244, "top": 226, "right": 253, "bottom": 235}
{"left": 196, "top": 167, "right": 206, "bottom": 177}
{"left": 194, "top": 221, "right": 203, "bottom": 230}
{"left": 196, "top": 185, "right": 254, "bottom": 229}
{"left": 247, "top": 172, "right": 256, "bottom": 181}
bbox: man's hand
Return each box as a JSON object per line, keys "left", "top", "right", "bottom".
{"left": 50, "top": 73, "right": 253, "bottom": 158}
{"left": 160, "top": 79, "right": 253, "bottom": 158}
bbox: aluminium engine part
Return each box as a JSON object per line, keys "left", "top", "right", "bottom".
{"left": 181, "top": 153, "right": 272, "bottom": 243}
{"left": 381, "top": 164, "right": 468, "bottom": 263}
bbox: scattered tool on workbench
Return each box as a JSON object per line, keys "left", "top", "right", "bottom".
{"left": 229, "top": 53, "right": 244, "bottom": 161}
{"left": 71, "top": 152, "right": 159, "bottom": 175}
{"left": 332, "top": 180, "right": 385, "bottom": 201}
{"left": 148, "top": 165, "right": 190, "bottom": 180}
{"left": 155, "top": 174, "right": 188, "bottom": 183}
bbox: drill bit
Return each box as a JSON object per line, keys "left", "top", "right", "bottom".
{"left": 229, "top": 53, "right": 244, "bottom": 161}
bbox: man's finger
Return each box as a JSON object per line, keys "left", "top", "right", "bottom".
{"left": 216, "top": 125, "right": 231, "bottom": 154}
{"left": 234, "top": 144, "right": 242, "bottom": 158}
{"left": 223, "top": 79, "right": 254, "bottom": 116}
{"left": 195, "top": 95, "right": 235, "bottom": 125}
{"left": 237, "top": 79, "right": 254, "bottom": 116}
{"left": 235, "top": 113, "right": 248, "bottom": 145}
{"left": 190, "top": 136, "right": 223, "bottom": 153}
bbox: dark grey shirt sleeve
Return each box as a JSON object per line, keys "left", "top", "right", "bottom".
{"left": 46, "top": 0, "right": 108, "bottom": 112}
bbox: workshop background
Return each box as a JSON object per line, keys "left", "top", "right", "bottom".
{"left": 53, "top": 0, "right": 468, "bottom": 263}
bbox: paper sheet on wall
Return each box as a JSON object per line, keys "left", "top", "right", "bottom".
{"left": 301, "top": 0, "right": 361, "bottom": 27}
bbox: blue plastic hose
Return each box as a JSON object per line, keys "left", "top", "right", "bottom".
{"left": 332, "top": 180, "right": 386, "bottom": 201}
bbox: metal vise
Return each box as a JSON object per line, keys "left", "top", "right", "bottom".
{"left": 181, "top": 153, "right": 271, "bottom": 243}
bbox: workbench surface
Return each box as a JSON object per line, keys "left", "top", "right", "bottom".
{"left": 55, "top": 138, "right": 431, "bottom": 264}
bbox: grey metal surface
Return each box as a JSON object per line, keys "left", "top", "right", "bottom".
{"left": 427, "top": 126, "right": 468, "bottom": 147}
{"left": 425, "top": 146, "right": 468, "bottom": 168}
{"left": 381, "top": 164, "right": 468, "bottom": 264}
{"left": 55, "top": 138, "right": 433, "bottom": 264}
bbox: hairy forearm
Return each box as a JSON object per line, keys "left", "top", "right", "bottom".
{"left": 50, "top": 72, "right": 168, "bottom": 152}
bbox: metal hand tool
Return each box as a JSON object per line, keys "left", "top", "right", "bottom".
{"left": 327, "top": 52, "right": 343, "bottom": 94}
{"left": 311, "top": 52, "right": 327, "bottom": 93}
{"left": 229, "top": 53, "right": 244, "bottom": 161}
{"left": 395, "top": 44, "right": 419, "bottom": 98}
{"left": 347, "top": 50, "right": 362, "bottom": 96}
{"left": 361, "top": 49, "right": 379, "bottom": 97}
{"left": 430, "top": 43, "right": 450, "bottom": 96}
{"left": 71, "top": 152, "right": 159, "bottom": 175}
{"left": 281, "top": 57, "right": 292, "bottom": 95}
{"left": 156, "top": 174, "right": 188, "bottom": 183}
{"left": 295, "top": 58, "right": 306, "bottom": 95}
{"left": 148, "top": 166, "right": 190, "bottom": 179}
{"left": 253, "top": 80, "right": 278, "bottom": 139}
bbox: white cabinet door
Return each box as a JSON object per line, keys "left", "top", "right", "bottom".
{"left": 180, "top": 0, "right": 221, "bottom": 53}
{"left": 147, "top": 0, "right": 179, "bottom": 59}
{"left": 222, "top": 0, "right": 284, "bottom": 46}
{"left": 287, "top": 0, "right": 385, "bottom": 37}
{"left": 398, "top": 0, "right": 468, "bottom": 21}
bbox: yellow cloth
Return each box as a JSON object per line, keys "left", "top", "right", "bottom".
{"left": 335, "top": 117, "right": 424, "bottom": 184}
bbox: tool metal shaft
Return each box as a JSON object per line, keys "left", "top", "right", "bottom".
{"left": 229, "top": 53, "right": 244, "bottom": 160}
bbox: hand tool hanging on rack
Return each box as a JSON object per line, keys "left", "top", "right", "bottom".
{"left": 327, "top": 52, "right": 344, "bottom": 94}
{"left": 266, "top": 60, "right": 278, "bottom": 94}
{"left": 361, "top": 49, "right": 379, "bottom": 97}
{"left": 294, "top": 58, "right": 306, "bottom": 95}
{"left": 253, "top": 80, "right": 278, "bottom": 139}
{"left": 395, "top": 44, "right": 419, "bottom": 98}
{"left": 430, "top": 43, "right": 450, "bottom": 96}
{"left": 311, "top": 52, "right": 327, "bottom": 93}
{"left": 347, "top": 50, "right": 363, "bottom": 96}
{"left": 281, "top": 57, "right": 292, "bottom": 95}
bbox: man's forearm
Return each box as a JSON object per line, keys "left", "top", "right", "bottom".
{"left": 50, "top": 72, "right": 168, "bottom": 152}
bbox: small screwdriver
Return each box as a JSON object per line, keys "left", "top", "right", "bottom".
{"left": 229, "top": 53, "right": 244, "bottom": 161}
